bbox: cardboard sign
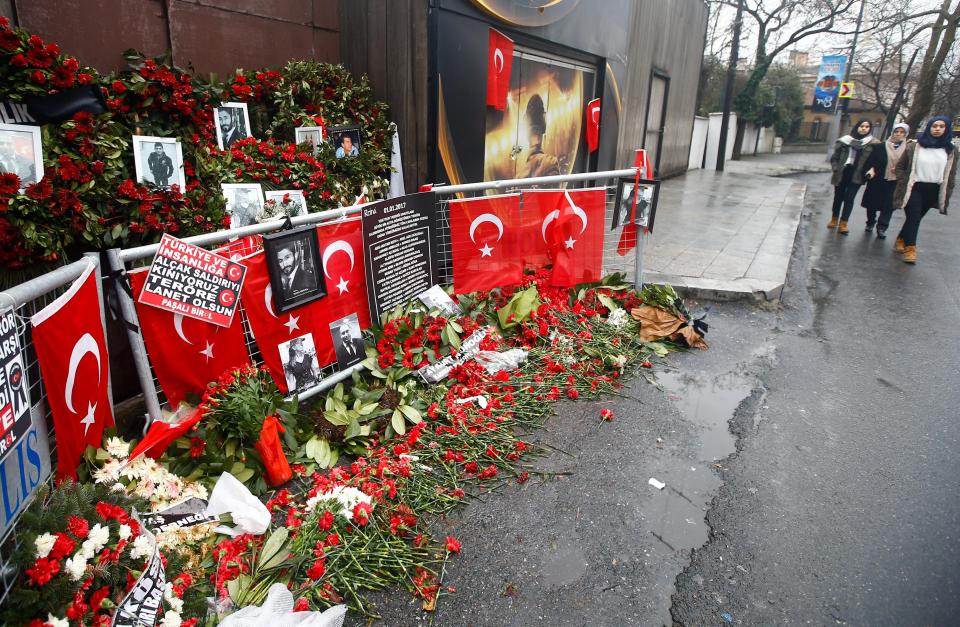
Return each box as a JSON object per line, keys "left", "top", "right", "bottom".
{"left": 0, "top": 311, "right": 29, "bottom": 463}
{"left": 139, "top": 234, "right": 247, "bottom": 327}
{"left": 0, "top": 406, "right": 52, "bottom": 539}
{"left": 417, "top": 326, "right": 489, "bottom": 384}
{"left": 361, "top": 192, "right": 439, "bottom": 324}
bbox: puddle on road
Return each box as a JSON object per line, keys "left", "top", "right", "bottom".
{"left": 656, "top": 370, "right": 754, "bottom": 461}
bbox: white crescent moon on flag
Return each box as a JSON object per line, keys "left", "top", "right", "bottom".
{"left": 173, "top": 313, "right": 192, "bottom": 345}
{"left": 591, "top": 106, "right": 600, "bottom": 124}
{"left": 564, "top": 192, "right": 589, "bottom": 234}
{"left": 265, "top": 285, "right": 278, "bottom": 318}
{"left": 494, "top": 48, "right": 504, "bottom": 74}
{"left": 469, "top": 213, "right": 504, "bottom": 244}
{"left": 322, "top": 240, "right": 355, "bottom": 279}
{"left": 541, "top": 209, "right": 560, "bottom": 242}
{"left": 65, "top": 333, "right": 101, "bottom": 414}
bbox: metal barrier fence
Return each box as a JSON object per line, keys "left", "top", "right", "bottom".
{"left": 0, "top": 165, "right": 650, "bottom": 608}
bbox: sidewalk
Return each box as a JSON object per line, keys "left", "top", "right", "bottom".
{"left": 642, "top": 151, "right": 829, "bottom": 301}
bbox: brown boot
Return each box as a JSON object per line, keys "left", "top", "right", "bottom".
{"left": 838, "top": 219, "right": 849, "bottom": 235}
{"left": 894, "top": 237, "right": 905, "bottom": 253}
{"left": 903, "top": 245, "right": 917, "bottom": 264}
{"left": 827, "top": 216, "right": 838, "bottom": 229}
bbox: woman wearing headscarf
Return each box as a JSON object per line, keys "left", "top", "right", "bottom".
{"left": 892, "top": 116, "right": 957, "bottom": 264}
{"left": 828, "top": 119, "right": 881, "bottom": 234}
{"left": 860, "top": 123, "right": 909, "bottom": 239}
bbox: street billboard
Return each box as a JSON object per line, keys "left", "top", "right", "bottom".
{"left": 811, "top": 55, "right": 847, "bottom": 113}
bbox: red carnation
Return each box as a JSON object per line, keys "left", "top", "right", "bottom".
{"left": 600, "top": 408, "right": 614, "bottom": 421}
{"left": 49, "top": 532, "right": 76, "bottom": 560}
{"left": 318, "top": 510, "right": 335, "bottom": 531}
{"left": 0, "top": 172, "right": 20, "bottom": 196}
{"left": 25, "top": 557, "right": 60, "bottom": 586}
{"left": 306, "top": 558, "right": 326, "bottom": 580}
{"left": 67, "top": 515, "right": 89, "bottom": 539}
{"left": 29, "top": 70, "right": 46, "bottom": 85}
{"left": 351, "top": 502, "right": 372, "bottom": 526}
{"left": 25, "top": 179, "right": 52, "bottom": 200}
{"left": 293, "top": 597, "right": 310, "bottom": 611}
{"left": 445, "top": 536, "right": 461, "bottom": 553}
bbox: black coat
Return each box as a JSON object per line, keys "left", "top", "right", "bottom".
{"left": 860, "top": 146, "right": 895, "bottom": 209}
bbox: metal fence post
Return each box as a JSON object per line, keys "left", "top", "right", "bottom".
{"left": 103, "top": 248, "right": 163, "bottom": 426}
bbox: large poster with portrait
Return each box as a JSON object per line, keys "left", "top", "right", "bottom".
{"left": 484, "top": 50, "right": 594, "bottom": 183}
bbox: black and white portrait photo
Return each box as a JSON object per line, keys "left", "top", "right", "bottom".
{"left": 222, "top": 183, "right": 264, "bottom": 229}
{"left": 263, "top": 224, "right": 326, "bottom": 313}
{"left": 613, "top": 178, "right": 659, "bottom": 232}
{"left": 417, "top": 284, "right": 462, "bottom": 315}
{"left": 263, "top": 190, "right": 309, "bottom": 220}
{"left": 330, "top": 313, "right": 364, "bottom": 370}
{"left": 214, "top": 103, "right": 251, "bottom": 150}
{"left": 278, "top": 333, "right": 322, "bottom": 394}
{"left": 295, "top": 126, "right": 324, "bottom": 156}
{"left": 132, "top": 135, "right": 185, "bottom": 190}
{"left": 0, "top": 123, "right": 43, "bottom": 190}
{"left": 329, "top": 125, "right": 361, "bottom": 158}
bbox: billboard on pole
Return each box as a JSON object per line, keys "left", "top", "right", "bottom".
{"left": 811, "top": 55, "right": 847, "bottom": 113}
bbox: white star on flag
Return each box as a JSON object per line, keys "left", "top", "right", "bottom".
{"left": 564, "top": 236, "right": 577, "bottom": 249}
{"left": 200, "top": 341, "right": 215, "bottom": 362}
{"left": 284, "top": 314, "right": 300, "bottom": 334}
{"left": 81, "top": 401, "right": 96, "bottom": 436}
{"left": 479, "top": 243, "right": 494, "bottom": 257}
{"left": 336, "top": 276, "right": 350, "bottom": 294}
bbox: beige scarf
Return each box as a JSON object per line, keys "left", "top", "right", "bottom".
{"left": 884, "top": 140, "right": 906, "bottom": 180}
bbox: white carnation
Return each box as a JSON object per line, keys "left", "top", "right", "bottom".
{"left": 93, "top": 459, "right": 123, "bottom": 484}
{"left": 159, "top": 611, "right": 182, "bottom": 627}
{"left": 87, "top": 523, "right": 110, "bottom": 552}
{"left": 34, "top": 533, "right": 56, "bottom": 559}
{"left": 164, "top": 583, "right": 184, "bottom": 613}
{"left": 130, "top": 534, "right": 154, "bottom": 560}
{"left": 305, "top": 485, "right": 372, "bottom": 520}
{"left": 46, "top": 615, "right": 69, "bottom": 627}
{"left": 64, "top": 554, "right": 87, "bottom": 581}
{"left": 118, "top": 524, "right": 132, "bottom": 541}
{"left": 104, "top": 437, "right": 130, "bottom": 459}
{"left": 606, "top": 307, "right": 628, "bottom": 328}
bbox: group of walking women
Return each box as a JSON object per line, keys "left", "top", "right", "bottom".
{"left": 828, "top": 115, "right": 956, "bottom": 264}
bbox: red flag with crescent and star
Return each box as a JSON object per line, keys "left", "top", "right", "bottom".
{"left": 586, "top": 98, "right": 601, "bottom": 153}
{"left": 31, "top": 261, "right": 115, "bottom": 481}
{"left": 240, "top": 251, "right": 332, "bottom": 393}
{"left": 487, "top": 28, "right": 514, "bottom": 111}
{"left": 315, "top": 218, "right": 371, "bottom": 343}
{"left": 448, "top": 194, "right": 525, "bottom": 294}
{"left": 129, "top": 269, "right": 250, "bottom": 408}
{"left": 521, "top": 188, "right": 606, "bottom": 286}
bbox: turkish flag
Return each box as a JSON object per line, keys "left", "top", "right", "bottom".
{"left": 523, "top": 188, "right": 606, "bottom": 286}
{"left": 31, "top": 261, "right": 114, "bottom": 481}
{"left": 487, "top": 29, "right": 513, "bottom": 111}
{"left": 128, "top": 407, "right": 203, "bottom": 461}
{"left": 315, "top": 218, "right": 371, "bottom": 362}
{"left": 586, "top": 98, "right": 601, "bottom": 152}
{"left": 240, "top": 251, "right": 330, "bottom": 393}
{"left": 129, "top": 269, "right": 250, "bottom": 408}
{"left": 448, "top": 194, "right": 525, "bottom": 294}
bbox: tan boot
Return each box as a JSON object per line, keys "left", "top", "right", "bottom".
{"left": 903, "top": 245, "right": 917, "bottom": 264}
{"left": 894, "top": 237, "right": 905, "bottom": 253}
{"left": 838, "top": 219, "right": 849, "bottom": 235}
{"left": 827, "top": 216, "right": 838, "bottom": 229}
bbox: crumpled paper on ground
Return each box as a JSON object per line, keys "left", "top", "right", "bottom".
{"left": 474, "top": 348, "right": 528, "bottom": 374}
{"left": 220, "top": 583, "right": 346, "bottom": 627}
{"left": 204, "top": 472, "right": 271, "bottom": 537}
{"left": 630, "top": 305, "right": 708, "bottom": 349}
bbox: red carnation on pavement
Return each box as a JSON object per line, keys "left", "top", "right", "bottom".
{"left": 445, "top": 536, "right": 461, "bottom": 553}
{"left": 600, "top": 408, "right": 614, "bottom": 421}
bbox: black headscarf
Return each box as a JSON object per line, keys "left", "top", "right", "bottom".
{"left": 850, "top": 119, "right": 872, "bottom": 139}
{"left": 917, "top": 115, "right": 954, "bottom": 153}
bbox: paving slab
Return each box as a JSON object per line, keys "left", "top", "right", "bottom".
{"left": 642, "top": 151, "right": 824, "bottom": 301}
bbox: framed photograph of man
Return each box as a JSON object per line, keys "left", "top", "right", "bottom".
{"left": 263, "top": 224, "right": 326, "bottom": 313}
{"left": 330, "top": 313, "right": 364, "bottom": 370}
{"left": 295, "top": 126, "right": 325, "bottom": 156}
{"left": 278, "top": 333, "right": 322, "bottom": 394}
{"left": 132, "top": 135, "right": 185, "bottom": 191}
{"left": 263, "top": 190, "right": 309, "bottom": 218}
{"left": 0, "top": 123, "right": 43, "bottom": 191}
{"left": 214, "top": 102, "right": 252, "bottom": 150}
{"left": 613, "top": 178, "right": 660, "bottom": 233}
{"left": 221, "top": 183, "right": 264, "bottom": 230}
{"left": 328, "top": 125, "right": 361, "bottom": 158}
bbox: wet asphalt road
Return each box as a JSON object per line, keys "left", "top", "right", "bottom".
{"left": 349, "top": 168, "right": 960, "bottom": 625}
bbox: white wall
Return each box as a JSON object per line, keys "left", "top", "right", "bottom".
{"left": 688, "top": 116, "right": 708, "bottom": 170}
{"left": 740, "top": 123, "right": 759, "bottom": 156}
{"left": 757, "top": 127, "right": 775, "bottom": 153}
{"left": 704, "top": 112, "right": 737, "bottom": 170}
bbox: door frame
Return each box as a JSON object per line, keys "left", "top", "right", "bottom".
{"left": 642, "top": 68, "right": 670, "bottom": 177}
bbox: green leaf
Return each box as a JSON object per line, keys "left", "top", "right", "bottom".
{"left": 399, "top": 404, "right": 422, "bottom": 423}
{"left": 345, "top": 418, "right": 361, "bottom": 439}
{"left": 257, "top": 528, "right": 289, "bottom": 570}
{"left": 230, "top": 461, "right": 246, "bottom": 475}
{"left": 235, "top": 468, "right": 255, "bottom": 483}
{"left": 391, "top": 409, "right": 406, "bottom": 435}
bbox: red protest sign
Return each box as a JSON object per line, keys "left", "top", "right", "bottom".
{"left": 139, "top": 234, "right": 247, "bottom": 327}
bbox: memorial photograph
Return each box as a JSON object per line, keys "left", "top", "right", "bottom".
{"left": 329, "top": 125, "right": 361, "bottom": 158}
{"left": 278, "top": 333, "right": 322, "bottom": 394}
{"left": 221, "top": 183, "right": 264, "bottom": 229}
{"left": 132, "top": 135, "right": 185, "bottom": 191}
{"left": 263, "top": 224, "right": 325, "bottom": 312}
{"left": 0, "top": 123, "right": 43, "bottom": 190}
{"left": 329, "top": 312, "right": 364, "bottom": 370}
{"left": 214, "top": 102, "right": 252, "bottom": 150}
{"left": 295, "top": 126, "right": 324, "bottom": 155}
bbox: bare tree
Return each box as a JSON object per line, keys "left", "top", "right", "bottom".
{"left": 906, "top": 0, "right": 960, "bottom": 130}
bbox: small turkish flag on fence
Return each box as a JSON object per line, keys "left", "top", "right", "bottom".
{"left": 130, "top": 269, "right": 250, "bottom": 408}
{"left": 487, "top": 28, "right": 514, "bottom": 111}
{"left": 449, "top": 194, "right": 525, "bottom": 294}
{"left": 523, "top": 188, "right": 607, "bottom": 287}
{"left": 586, "top": 98, "right": 601, "bottom": 152}
{"left": 31, "top": 261, "right": 114, "bottom": 481}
